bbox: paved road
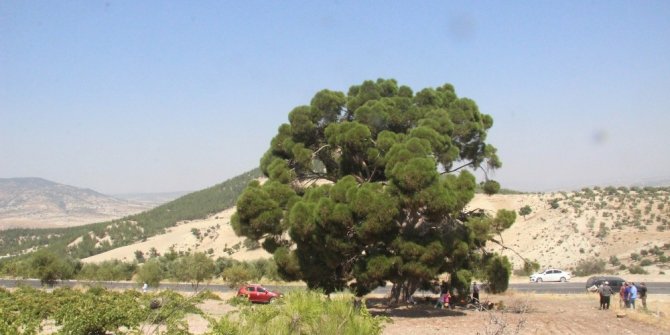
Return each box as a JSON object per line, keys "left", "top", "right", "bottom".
{"left": 510, "top": 281, "right": 670, "bottom": 294}
{"left": 2, "top": 278, "right": 669, "bottom": 295}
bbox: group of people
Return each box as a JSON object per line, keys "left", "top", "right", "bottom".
{"left": 619, "top": 282, "right": 647, "bottom": 309}
{"left": 597, "top": 281, "right": 647, "bottom": 310}
{"left": 434, "top": 280, "right": 480, "bottom": 309}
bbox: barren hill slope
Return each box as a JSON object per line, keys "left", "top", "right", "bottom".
{"left": 84, "top": 187, "right": 670, "bottom": 275}
{"left": 82, "top": 207, "right": 270, "bottom": 263}
{"left": 474, "top": 188, "right": 670, "bottom": 274}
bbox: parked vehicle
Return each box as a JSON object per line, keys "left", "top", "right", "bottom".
{"left": 585, "top": 276, "right": 626, "bottom": 293}
{"left": 237, "top": 284, "right": 282, "bottom": 303}
{"left": 530, "top": 269, "right": 572, "bottom": 282}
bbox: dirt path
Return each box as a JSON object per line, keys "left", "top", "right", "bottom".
{"left": 374, "top": 293, "right": 669, "bottom": 335}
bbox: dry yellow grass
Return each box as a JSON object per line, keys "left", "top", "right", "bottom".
{"left": 625, "top": 296, "right": 670, "bottom": 331}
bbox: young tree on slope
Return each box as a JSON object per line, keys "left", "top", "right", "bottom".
{"left": 232, "top": 79, "right": 516, "bottom": 301}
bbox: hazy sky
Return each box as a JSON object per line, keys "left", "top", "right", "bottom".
{"left": 2, "top": 1, "right": 669, "bottom": 194}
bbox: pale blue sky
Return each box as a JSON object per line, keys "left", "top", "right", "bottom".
{"left": 1, "top": 1, "right": 669, "bottom": 194}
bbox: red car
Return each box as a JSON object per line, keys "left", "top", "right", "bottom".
{"left": 237, "top": 284, "right": 282, "bottom": 303}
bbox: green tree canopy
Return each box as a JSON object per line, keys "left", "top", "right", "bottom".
{"left": 171, "top": 252, "right": 215, "bottom": 290}
{"left": 136, "top": 259, "right": 163, "bottom": 288}
{"left": 519, "top": 205, "right": 532, "bottom": 219}
{"left": 233, "top": 79, "right": 513, "bottom": 299}
{"left": 30, "top": 249, "right": 75, "bottom": 286}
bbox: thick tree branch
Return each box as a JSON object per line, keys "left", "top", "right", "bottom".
{"left": 488, "top": 238, "right": 532, "bottom": 265}
{"left": 443, "top": 161, "right": 474, "bottom": 174}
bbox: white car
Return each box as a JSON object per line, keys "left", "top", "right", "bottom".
{"left": 530, "top": 269, "right": 571, "bottom": 282}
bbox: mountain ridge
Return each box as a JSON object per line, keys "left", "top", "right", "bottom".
{"left": 0, "top": 177, "right": 153, "bottom": 230}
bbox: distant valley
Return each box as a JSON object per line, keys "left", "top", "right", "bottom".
{"left": 0, "top": 178, "right": 169, "bottom": 230}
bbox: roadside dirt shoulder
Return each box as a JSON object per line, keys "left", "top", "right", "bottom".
{"left": 371, "top": 293, "right": 669, "bottom": 335}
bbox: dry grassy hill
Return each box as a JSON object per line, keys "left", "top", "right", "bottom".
{"left": 475, "top": 187, "right": 670, "bottom": 275}
{"left": 82, "top": 186, "right": 670, "bottom": 278}
{"left": 81, "top": 207, "right": 270, "bottom": 263}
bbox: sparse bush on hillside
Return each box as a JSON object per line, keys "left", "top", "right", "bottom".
{"left": 629, "top": 265, "right": 648, "bottom": 275}
{"left": 573, "top": 258, "right": 606, "bottom": 277}
{"left": 609, "top": 256, "right": 620, "bottom": 266}
{"left": 135, "top": 250, "right": 145, "bottom": 263}
{"left": 596, "top": 222, "right": 609, "bottom": 239}
{"left": 191, "top": 228, "right": 201, "bottom": 239}
{"left": 519, "top": 205, "right": 532, "bottom": 220}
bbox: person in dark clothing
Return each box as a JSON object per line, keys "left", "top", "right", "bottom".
{"left": 440, "top": 280, "right": 449, "bottom": 294}
{"left": 638, "top": 282, "right": 647, "bottom": 309}
{"left": 598, "top": 281, "right": 613, "bottom": 310}
{"left": 472, "top": 282, "right": 480, "bottom": 302}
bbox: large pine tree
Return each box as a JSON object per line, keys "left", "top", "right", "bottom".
{"left": 232, "top": 79, "right": 515, "bottom": 299}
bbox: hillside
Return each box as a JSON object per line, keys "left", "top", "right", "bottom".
{"left": 82, "top": 207, "right": 271, "bottom": 263}
{"left": 83, "top": 186, "right": 670, "bottom": 277}
{"left": 0, "top": 169, "right": 262, "bottom": 258}
{"left": 0, "top": 178, "right": 151, "bottom": 230}
{"left": 2, "top": 170, "right": 669, "bottom": 278}
{"left": 472, "top": 187, "right": 670, "bottom": 274}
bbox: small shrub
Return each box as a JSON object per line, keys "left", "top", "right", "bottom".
{"left": 640, "top": 259, "right": 653, "bottom": 266}
{"left": 629, "top": 265, "right": 648, "bottom": 275}
{"left": 573, "top": 258, "right": 606, "bottom": 276}
{"left": 609, "top": 255, "right": 620, "bottom": 266}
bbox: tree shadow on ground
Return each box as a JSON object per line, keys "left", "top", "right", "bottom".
{"left": 365, "top": 298, "right": 467, "bottom": 318}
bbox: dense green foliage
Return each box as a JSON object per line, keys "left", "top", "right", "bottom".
{"left": 233, "top": 79, "right": 515, "bottom": 299}
{"left": 29, "top": 249, "right": 77, "bottom": 286}
{"left": 1, "top": 287, "right": 384, "bottom": 335}
{"left": 210, "top": 290, "right": 386, "bottom": 335}
{"left": 0, "top": 168, "right": 262, "bottom": 260}
{"left": 171, "top": 252, "right": 216, "bottom": 290}
{"left": 0, "top": 286, "right": 203, "bottom": 335}
{"left": 77, "top": 259, "right": 137, "bottom": 281}
{"left": 2, "top": 247, "right": 280, "bottom": 290}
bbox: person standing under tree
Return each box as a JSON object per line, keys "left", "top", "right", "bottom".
{"left": 638, "top": 282, "right": 648, "bottom": 309}
{"left": 472, "top": 281, "right": 480, "bottom": 302}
